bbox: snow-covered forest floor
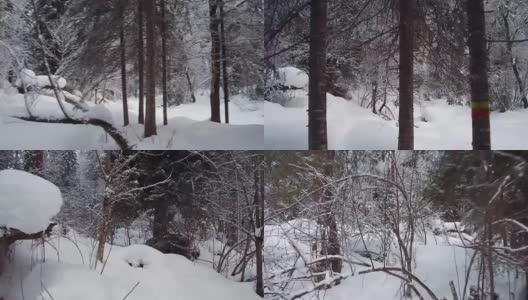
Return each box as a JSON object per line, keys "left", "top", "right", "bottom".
{"left": 265, "top": 67, "right": 528, "bottom": 150}
{"left": 0, "top": 87, "right": 263, "bottom": 150}
{"left": 0, "top": 230, "right": 259, "bottom": 300}
{"left": 265, "top": 218, "right": 527, "bottom": 300}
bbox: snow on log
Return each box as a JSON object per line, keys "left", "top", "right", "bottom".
{"left": 276, "top": 66, "right": 309, "bottom": 89}
{"left": 0, "top": 169, "right": 62, "bottom": 234}
{"left": 14, "top": 68, "right": 67, "bottom": 89}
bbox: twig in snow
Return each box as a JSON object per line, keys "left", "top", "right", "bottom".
{"left": 121, "top": 281, "right": 140, "bottom": 300}
{"left": 100, "top": 242, "right": 113, "bottom": 275}
{"left": 40, "top": 280, "right": 55, "bottom": 300}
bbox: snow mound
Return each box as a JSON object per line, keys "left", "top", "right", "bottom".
{"left": 112, "top": 244, "right": 165, "bottom": 269}
{"left": 277, "top": 66, "right": 309, "bottom": 89}
{"left": 2, "top": 232, "right": 261, "bottom": 300}
{"left": 83, "top": 104, "right": 115, "bottom": 124}
{"left": 0, "top": 169, "right": 62, "bottom": 233}
{"left": 338, "top": 120, "right": 397, "bottom": 149}
{"left": 11, "top": 262, "right": 116, "bottom": 300}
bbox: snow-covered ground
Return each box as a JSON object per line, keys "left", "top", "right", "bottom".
{"left": 0, "top": 86, "right": 263, "bottom": 150}
{"left": 265, "top": 218, "right": 527, "bottom": 300}
{"left": 265, "top": 67, "right": 528, "bottom": 150}
{"left": 1, "top": 231, "right": 260, "bottom": 300}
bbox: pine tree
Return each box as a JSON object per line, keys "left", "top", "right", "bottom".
{"left": 30, "top": 0, "right": 69, "bottom": 73}
{"left": 209, "top": 0, "right": 221, "bottom": 123}
{"left": 161, "top": 0, "right": 168, "bottom": 126}
{"left": 219, "top": 0, "right": 229, "bottom": 124}
{"left": 137, "top": 0, "right": 145, "bottom": 124}
{"left": 398, "top": 0, "right": 415, "bottom": 150}
{"left": 119, "top": 0, "right": 129, "bottom": 126}
{"left": 43, "top": 151, "right": 78, "bottom": 188}
{"left": 144, "top": 0, "right": 157, "bottom": 137}
{"left": 22, "top": 151, "right": 43, "bottom": 174}
{"left": 466, "top": 0, "right": 491, "bottom": 149}
{"left": 308, "top": 0, "right": 328, "bottom": 150}
{"left": 0, "top": 151, "right": 14, "bottom": 170}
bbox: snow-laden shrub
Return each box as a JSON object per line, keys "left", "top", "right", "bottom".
{"left": 0, "top": 169, "right": 62, "bottom": 234}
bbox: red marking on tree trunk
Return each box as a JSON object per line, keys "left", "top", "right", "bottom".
{"left": 472, "top": 108, "right": 490, "bottom": 119}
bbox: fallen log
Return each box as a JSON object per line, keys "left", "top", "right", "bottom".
{"left": 16, "top": 116, "right": 130, "bottom": 150}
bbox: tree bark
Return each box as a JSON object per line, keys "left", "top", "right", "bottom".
{"left": 466, "top": 0, "right": 491, "bottom": 149}
{"left": 398, "top": 0, "right": 414, "bottom": 150}
{"left": 254, "top": 154, "right": 264, "bottom": 297}
{"left": 209, "top": 0, "right": 221, "bottom": 123}
{"left": 161, "top": 0, "right": 168, "bottom": 125}
{"left": 137, "top": 0, "right": 145, "bottom": 124}
{"left": 120, "top": 6, "right": 129, "bottom": 127}
{"left": 96, "top": 194, "right": 112, "bottom": 262}
{"left": 144, "top": 0, "right": 157, "bottom": 137}
{"left": 0, "top": 238, "right": 6, "bottom": 277}
{"left": 17, "top": 117, "right": 130, "bottom": 150}
{"left": 372, "top": 80, "right": 378, "bottom": 114}
{"left": 35, "top": 150, "right": 43, "bottom": 174}
{"left": 96, "top": 153, "right": 114, "bottom": 262}
{"left": 185, "top": 68, "right": 197, "bottom": 103}
{"left": 0, "top": 223, "right": 56, "bottom": 276}
{"left": 308, "top": 0, "right": 328, "bottom": 150}
{"left": 219, "top": 0, "right": 230, "bottom": 124}
{"left": 322, "top": 151, "right": 341, "bottom": 274}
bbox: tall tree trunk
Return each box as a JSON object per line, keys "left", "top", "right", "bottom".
{"left": 185, "top": 68, "right": 197, "bottom": 103}
{"left": 209, "top": 0, "right": 221, "bottom": 123}
{"left": 322, "top": 151, "right": 341, "bottom": 274}
{"left": 35, "top": 150, "right": 42, "bottom": 175}
{"left": 137, "top": 0, "right": 145, "bottom": 124}
{"left": 219, "top": 0, "right": 229, "bottom": 124}
{"left": 485, "top": 210, "right": 496, "bottom": 300}
{"left": 254, "top": 154, "right": 264, "bottom": 297}
{"left": 372, "top": 79, "right": 378, "bottom": 114}
{"left": 96, "top": 194, "right": 112, "bottom": 262}
{"left": 0, "top": 238, "right": 6, "bottom": 277}
{"left": 144, "top": 0, "right": 157, "bottom": 137}
{"left": 466, "top": 0, "right": 491, "bottom": 150}
{"left": 398, "top": 0, "right": 414, "bottom": 150}
{"left": 308, "top": 0, "right": 328, "bottom": 150}
{"left": 153, "top": 200, "right": 169, "bottom": 239}
{"left": 502, "top": 14, "right": 528, "bottom": 109}
{"left": 96, "top": 153, "right": 114, "bottom": 263}
{"left": 120, "top": 9, "right": 129, "bottom": 126}
{"left": 161, "top": 0, "right": 168, "bottom": 125}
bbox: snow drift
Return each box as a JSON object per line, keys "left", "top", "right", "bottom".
{"left": 265, "top": 66, "right": 528, "bottom": 150}
{"left": 2, "top": 231, "right": 260, "bottom": 300}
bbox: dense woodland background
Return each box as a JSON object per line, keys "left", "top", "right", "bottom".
{"left": 265, "top": 0, "right": 528, "bottom": 150}
{"left": 0, "top": 0, "right": 263, "bottom": 140}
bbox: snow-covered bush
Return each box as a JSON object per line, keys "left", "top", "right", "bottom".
{"left": 0, "top": 169, "right": 62, "bottom": 234}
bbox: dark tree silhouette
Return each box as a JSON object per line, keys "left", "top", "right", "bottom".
{"left": 466, "top": 0, "right": 491, "bottom": 150}
{"left": 398, "top": 0, "right": 414, "bottom": 150}
{"left": 144, "top": 0, "right": 157, "bottom": 137}
{"left": 308, "top": 0, "right": 328, "bottom": 150}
